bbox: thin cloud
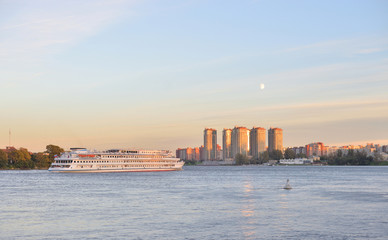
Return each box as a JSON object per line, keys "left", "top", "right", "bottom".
{"left": 192, "top": 98, "right": 388, "bottom": 126}
{"left": 357, "top": 48, "right": 385, "bottom": 54}
{"left": 0, "top": 0, "right": 137, "bottom": 62}
{"left": 227, "top": 98, "right": 388, "bottom": 116}
{"left": 279, "top": 36, "right": 388, "bottom": 56}
{"left": 282, "top": 39, "right": 349, "bottom": 53}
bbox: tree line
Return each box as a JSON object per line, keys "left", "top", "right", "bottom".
{"left": 234, "top": 148, "right": 386, "bottom": 166}
{"left": 235, "top": 149, "right": 307, "bottom": 165}
{"left": 0, "top": 145, "right": 64, "bottom": 169}
{"left": 235, "top": 150, "right": 286, "bottom": 165}
{"left": 320, "top": 149, "right": 386, "bottom": 165}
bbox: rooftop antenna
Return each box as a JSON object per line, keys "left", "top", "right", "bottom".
{"left": 9, "top": 129, "right": 11, "bottom": 146}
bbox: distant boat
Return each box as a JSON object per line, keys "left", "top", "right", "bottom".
{"left": 283, "top": 179, "right": 292, "bottom": 190}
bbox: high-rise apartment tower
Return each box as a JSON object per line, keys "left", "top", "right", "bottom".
{"left": 204, "top": 128, "right": 217, "bottom": 161}
{"left": 250, "top": 127, "right": 266, "bottom": 159}
{"left": 222, "top": 128, "right": 232, "bottom": 160}
{"left": 268, "top": 127, "right": 283, "bottom": 152}
{"left": 231, "top": 126, "right": 250, "bottom": 158}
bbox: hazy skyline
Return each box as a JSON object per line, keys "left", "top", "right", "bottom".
{"left": 1, "top": 0, "right": 388, "bottom": 152}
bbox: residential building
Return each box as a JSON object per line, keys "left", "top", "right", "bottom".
{"left": 249, "top": 127, "right": 266, "bottom": 159}
{"left": 204, "top": 128, "right": 217, "bottom": 161}
{"left": 193, "top": 147, "right": 200, "bottom": 161}
{"left": 186, "top": 147, "right": 193, "bottom": 161}
{"left": 306, "top": 142, "right": 326, "bottom": 157}
{"left": 176, "top": 148, "right": 182, "bottom": 159}
{"left": 268, "top": 128, "right": 283, "bottom": 152}
{"left": 217, "top": 144, "right": 222, "bottom": 160}
{"left": 326, "top": 146, "right": 339, "bottom": 155}
{"left": 176, "top": 147, "right": 200, "bottom": 162}
{"left": 291, "top": 146, "right": 306, "bottom": 156}
{"left": 382, "top": 145, "right": 388, "bottom": 153}
{"left": 199, "top": 145, "right": 205, "bottom": 161}
{"left": 222, "top": 128, "right": 232, "bottom": 160}
{"left": 231, "top": 126, "right": 250, "bottom": 158}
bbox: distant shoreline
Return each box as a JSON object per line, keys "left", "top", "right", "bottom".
{"left": 2, "top": 164, "right": 388, "bottom": 171}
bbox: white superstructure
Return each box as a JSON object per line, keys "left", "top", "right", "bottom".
{"left": 279, "top": 158, "right": 313, "bottom": 165}
{"left": 48, "top": 148, "right": 184, "bottom": 172}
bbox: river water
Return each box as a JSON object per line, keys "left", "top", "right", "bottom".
{"left": 1, "top": 166, "right": 387, "bottom": 240}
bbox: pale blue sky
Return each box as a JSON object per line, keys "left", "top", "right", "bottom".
{"left": 1, "top": 0, "right": 387, "bottom": 152}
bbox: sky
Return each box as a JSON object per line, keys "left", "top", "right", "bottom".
{"left": 1, "top": 0, "right": 387, "bottom": 152}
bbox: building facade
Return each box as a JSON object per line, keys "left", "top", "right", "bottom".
{"left": 216, "top": 144, "right": 222, "bottom": 160}
{"left": 249, "top": 127, "right": 266, "bottom": 159}
{"left": 290, "top": 146, "right": 307, "bottom": 156}
{"left": 176, "top": 147, "right": 201, "bottom": 162}
{"left": 231, "top": 126, "right": 250, "bottom": 158}
{"left": 305, "top": 142, "right": 326, "bottom": 157}
{"left": 204, "top": 128, "right": 217, "bottom": 161}
{"left": 382, "top": 145, "right": 388, "bottom": 153}
{"left": 199, "top": 145, "right": 205, "bottom": 161}
{"left": 222, "top": 128, "right": 232, "bottom": 160}
{"left": 268, "top": 128, "right": 283, "bottom": 152}
{"left": 193, "top": 147, "right": 200, "bottom": 161}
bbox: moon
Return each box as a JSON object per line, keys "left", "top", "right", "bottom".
{"left": 260, "top": 83, "right": 265, "bottom": 90}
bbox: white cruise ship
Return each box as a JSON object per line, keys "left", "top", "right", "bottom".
{"left": 48, "top": 148, "right": 184, "bottom": 173}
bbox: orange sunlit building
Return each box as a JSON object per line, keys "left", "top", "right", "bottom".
{"left": 268, "top": 128, "right": 283, "bottom": 152}
{"left": 250, "top": 127, "right": 266, "bottom": 159}
{"left": 222, "top": 128, "right": 232, "bottom": 160}
{"left": 231, "top": 126, "right": 250, "bottom": 157}
{"left": 204, "top": 128, "right": 217, "bottom": 161}
{"left": 306, "top": 142, "right": 326, "bottom": 157}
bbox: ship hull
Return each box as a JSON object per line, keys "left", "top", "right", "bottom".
{"left": 48, "top": 168, "right": 183, "bottom": 173}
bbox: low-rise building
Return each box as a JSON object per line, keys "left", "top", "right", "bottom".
{"left": 306, "top": 142, "right": 326, "bottom": 157}
{"left": 279, "top": 158, "right": 313, "bottom": 165}
{"left": 290, "top": 146, "right": 306, "bottom": 156}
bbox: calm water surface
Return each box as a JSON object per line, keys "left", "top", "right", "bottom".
{"left": 1, "top": 166, "right": 387, "bottom": 240}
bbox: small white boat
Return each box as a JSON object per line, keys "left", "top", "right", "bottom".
{"left": 283, "top": 179, "right": 292, "bottom": 190}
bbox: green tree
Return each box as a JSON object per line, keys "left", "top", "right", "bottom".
{"left": 8, "top": 148, "right": 23, "bottom": 166}
{"left": 235, "top": 153, "right": 249, "bottom": 165}
{"left": 336, "top": 150, "right": 343, "bottom": 158}
{"left": 284, "top": 148, "right": 296, "bottom": 159}
{"left": 348, "top": 149, "right": 355, "bottom": 157}
{"left": 258, "top": 151, "right": 270, "bottom": 164}
{"left": 269, "top": 150, "right": 283, "bottom": 160}
{"left": 19, "top": 148, "right": 31, "bottom": 161}
{"left": 8, "top": 148, "right": 34, "bottom": 169}
{"left": 46, "top": 144, "right": 64, "bottom": 162}
{"left": 0, "top": 150, "right": 8, "bottom": 168}
{"left": 373, "top": 152, "right": 384, "bottom": 162}
{"left": 32, "top": 153, "right": 51, "bottom": 169}
{"left": 327, "top": 153, "right": 336, "bottom": 165}
{"left": 249, "top": 156, "right": 259, "bottom": 164}
{"left": 327, "top": 149, "right": 375, "bottom": 166}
